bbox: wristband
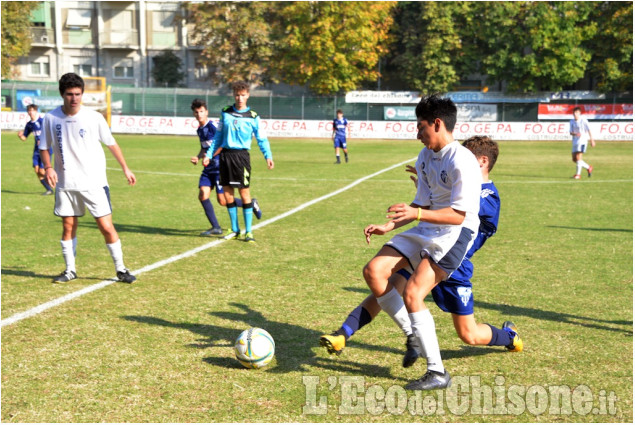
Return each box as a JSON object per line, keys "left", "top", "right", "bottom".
{"left": 416, "top": 208, "right": 422, "bottom": 221}
{"left": 45, "top": 166, "right": 52, "bottom": 170}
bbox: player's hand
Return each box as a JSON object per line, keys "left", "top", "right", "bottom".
{"left": 124, "top": 169, "right": 136, "bottom": 186}
{"left": 364, "top": 222, "right": 395, "bottom": 244}
{"left": 17, "top": 131, "right": 24, "bottom": 139}
{"left": 266, "top": 158, "right": 274, "bottom": 169}
{"left": 386, "top": 203, "right": 417, "bottom": 225}
{"left": 405, "top": 164, "right": 418, "bottom": 187}
{"left": 45, "top": 168, "right": 57, "bottom": 188}
{"left": 590, "top": 139, "right": 596, "bottom": 148}
{"left": 190, "top": 156, "right": 199, "bottom": 165}
{"left": 202, "top": 157, "right": 210, "bottom": 167}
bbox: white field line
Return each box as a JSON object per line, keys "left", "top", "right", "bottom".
{"left": 1, "top": 157, "right": 417, "bottom": 328}
{"left": 106, "top": 167, "right": 632, "bottom": 185}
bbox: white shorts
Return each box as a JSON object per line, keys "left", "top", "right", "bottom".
{"left": 55, "top": 187, "right": 113, "bottom": 218}
{"left": 385, "top": 225, "right": 474, "bottom": 275}
{"left": 572, "top": 140, "right": 588, "bottom": 153}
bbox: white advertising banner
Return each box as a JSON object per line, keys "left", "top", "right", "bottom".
{"left": 1, "top": 112, "right": 632, "bottom": 141}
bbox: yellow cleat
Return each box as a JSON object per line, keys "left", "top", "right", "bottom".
{"left": 502, "top": 321, "right": 523, "bottom": 352}
{"left": 319, "top": 332, "right": 346, "bottom": 356}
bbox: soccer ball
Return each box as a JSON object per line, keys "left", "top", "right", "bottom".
{"left": 234, "top": 327, "right": 275, "bottom": 369}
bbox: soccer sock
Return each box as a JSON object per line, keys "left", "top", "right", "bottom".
{"left": 106, "top": 239, "right": 126, "bottom": 272}
{"left": 487, "top": 324, "right": 514, "bottom": 347}
{"left": 39, "top": 178, "right": 52, "bottom": 191}
{"left": 344, "top": 152, "right": 348, "bottom": 159}
{"left": 60, "top": 239, "right": 76, "bottom": 272}
{"left": 578, "top": 159, "right": 590, "bottom": 170}
{"left": 575, "top": 161, "right": 583, "bottom": 175}
{"left": 72, "top": 237, "right": 77, "bottom": 257}
{"left": 200, "top": 199, "right": 220, "bottom": 228}
{"left": 235, "top": 198, "right": 243, "bottom": 208}
{"left": 339, "top": 305, "right": 373, "bottom": 340}
{"left": 410, "top": 309, "right": 445, "bottom": 374}
{"left": 376, "top": 288, "right": 413, "bottom": 336}
{"left": 336, "top": 155, "right": 340, "bottom": 162}
{"left": 243, "top": 202, "right": 253, "bottom": 233}
{"left": 227, "top": 202, "right": 239, "bottom": 232}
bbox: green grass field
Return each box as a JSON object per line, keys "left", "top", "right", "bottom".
{"left": 1, "top": 132, "right": 632, "bottom": 422}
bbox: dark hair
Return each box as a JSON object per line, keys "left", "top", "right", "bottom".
{"left": 231, "top": 81, "right": 250, "bottom": 93}
{"left": 336, "top": 109, "right": 343, "bottom": 114}
{"left": 572, "top": 107, "right": 582, "bottom": 113}
{"left": 415, "top": 94, "right": 457, "bottom": 132}
{"left": 59, "top": 73, "right": 84, "bottom": 95}
{"left": 26, "top": 104, "right": 39, "bottom": 112}
{"left": 463, "top": 135, "right": 499, "bottom": 172}
{"left": 191, "top": 98, "right": 207, "bottom": 111}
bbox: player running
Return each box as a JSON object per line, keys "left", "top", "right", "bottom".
{"left": 320, "top": 136, "right": 522, "bottom": 368}
{"left": 17, "top": 104, "right": 54, "bottom": 195}
{"left": 332, "top": 109, "right": 349, "bottom": 164}
{"left": 203, "top": 81, "right": 272, "bottom": 243}
{"left": 569, "top": 107, "right": 595, "bottom": 179}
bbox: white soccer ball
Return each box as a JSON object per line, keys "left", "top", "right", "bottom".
{"left": 234, "top": 327, "right": 275, "bottom": 369}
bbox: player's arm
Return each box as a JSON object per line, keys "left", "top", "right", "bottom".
{"left": 107, "top": 143, "right": 136, "bottom": 186}
{"left": 253, "top": 116, "right": 274, "bottom": 169}
{"left": 191, "top": 148, "right": 205, "bottom": 165}
{"left": 587, "top": 120, "right": 595, "bottom": 147}
{"left": 204, "top": 116, "right": 224, "bottom": 165}
{"left": 18, "top": 124, "right": 31, "bottom": 141}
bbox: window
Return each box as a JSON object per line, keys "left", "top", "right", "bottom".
{"left": 66, "top": 9, "right": 92, "bottom": 28}
{"left": 110, "top": 10, "right": 133, "bottom": 31}
{"left": 194, "top": 59, "right": 209, "bottom": 80}
{"left": 113, "top": 58, "right": 134, "bottom": 79}
{"left": 72, "top": 57, "right": 93, "bottom": 77}
{"left": 153, "top": 10, "right": 175, "bottom": 32}
{"left": 30, "top": 56, "right": 50, "bottom": 77}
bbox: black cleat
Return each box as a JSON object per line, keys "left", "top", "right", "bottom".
{"left": 252, "top": 198, "right": 262, "bottom": 220}
{"left": 405, "top": 370, "right": 452, "bottom": 391}
{"left": 117, "top": 269, "right": 136, "bottom": 284}
{"left": 53, "top": 270, "right": 77, "bottom": 283}
{"left": 403, "top": 334, "right": 421, "bottom": 368}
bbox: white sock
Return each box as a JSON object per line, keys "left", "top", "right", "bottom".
{"left": 575, "top": 161, "right": 583, "bottom": 175}
{"left": 376, "top": 288, "right": 413, "bottom": 336}
{"left": 106, "top": 239, "right": 126, "bottom": 272}
{"left": 578, "top": 159, "right": 589, "bottom": 170}
{"left": 72, "top": 237, "right": 77, "bottom": 257}
{"left": 410, "top": 309, "right": 444, "bottom": 374}
{"left": 60, "top": 239, "right": 76, "bottom": 272}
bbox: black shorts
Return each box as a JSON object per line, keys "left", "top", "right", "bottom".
{"left": 219, "top": 149, "right": 251, "bottom": 188}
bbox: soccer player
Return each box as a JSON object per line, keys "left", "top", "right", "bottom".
{"left": 361, "top": 95, "right": 481, "bottom": 390}
{"left": 191, "top": 98, "right": 245, "bottom": 236}
{"left": 332, "top": 109, "right": 349, "bottom": 164}
{"left": 569, "top": 107, "right": 595, "bottom": 179}
{"left": 39, "top": 72, "right": 137, "bottom": 284}
{"left": 203, "top": 81, "right": 273, "bottom": 243}
{"left": 17, "top": 104, "right": 54, "bottom": 195}
{"left": 320, "top": 136, "right": 522, "bottom": 367}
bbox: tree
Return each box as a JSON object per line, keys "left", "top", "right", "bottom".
{"left": 585, "top": 1, "right": 633, "bottom": 93}
{"left": 1, "top": 1, "right": 39, "bottom": 79}
{"left": 186, "top": 1, "right": 278, "bottom": 86}
{"left": 152, "top": 51, "right": 185, "bottom": 87}
{"left": 273, "top": 1, "right": 396, "bottom": 94}
{"left": 473, "top": 2, "right": 597, "bottom": 93}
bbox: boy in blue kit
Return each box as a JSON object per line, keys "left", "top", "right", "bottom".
{"left": 332, "top": 109, "right": 349, "bottom": 164}
{"left": 17, "top": 104, "right": 54, "bottom": 195}
{"left": 320, "top": 136, "right": 522, "bottom": 367}
{"left": 203, "top": 81, "right": 273, "bottom": 243}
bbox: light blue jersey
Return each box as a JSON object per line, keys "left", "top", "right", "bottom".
{"left": 206, "top": 105, "right": 272, "bottom": 160}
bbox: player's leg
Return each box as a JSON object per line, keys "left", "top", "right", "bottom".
{"left": 239, "top": 187, "right": 255, "bottom": 242}
{"left": 577, "top": 147, "right": 592, "bottom": 176}
{"left": 334, "top": 139, "right": 341, "bottom": 164}
{"left": 198, "top": 181, "right": 222, "bottom": 235}
{"left": 342, "top": 140, "right": 349, "bottom": 163}
{"left": 320, "top": 294, "right": 379, "bottom": 355}
{"left": 95, "top": 214, "right": 135, "bottom": 283}
{"left": 452, "top": 314, "right": 522, "bottom": 351}
{"left": 54, "top": 216, "right": 79, "bottom": 283}
{"left": 33, "top": 152, "right": 53, "bottom": 194}
{"left": 572, "top": 151, "right": 584, "bottom": 179}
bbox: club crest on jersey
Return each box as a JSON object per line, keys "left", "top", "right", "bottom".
{"left": 440, "top": 170, "right": 448, "bottom": 183}
{"left": 457, "top": 287, "right": 472, "bottom": 307}
{"left": 79, "top": 129, "right": 86, "bottom": 139}
{"left": 420, "top": 162, "right": 426, "bottom": 176}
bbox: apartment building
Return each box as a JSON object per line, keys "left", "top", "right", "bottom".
{"left": 16, "top": 0, "right": 209, "bottom": 88}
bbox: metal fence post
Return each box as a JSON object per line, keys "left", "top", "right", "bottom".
{"left": 366, "top": 103, "right": 369, "bottom": 121}
{"left": 269, "top": 92, "right": 273, "bottom": 119}
{"left": 142, "top": 87, "right": 145, "bottom": 116}
{"left": 174, "top": 87, "right": 177, "bottom": 117}
{"left": 301, "top": 95, "right": 304, "bottom": 120}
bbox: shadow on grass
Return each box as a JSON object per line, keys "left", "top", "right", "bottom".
{"left": 123, "top": 302, "right": 405, "bottom": 380}
{"left": 475, "top": 301, "right": 633, "bottom": 335}
{"left": 546, "top": 225, "right": 632, "bottom": 233}
{"left": 1, "top": 267, "right": 106, "bottom": 282}
{"left": 442, "top": 346, "right": 502, "bottom": 360}
{"left": 1, "top": 189, "right": 43, "bottom": 195}
{"left": 78, "top": 221, "right": 200, "bottom": 237}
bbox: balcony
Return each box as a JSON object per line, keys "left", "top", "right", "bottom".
{"left": 101, "top": 30, "right": 139, "bottom": 48}
{"left": 30, "top": 27, "right": 55, "bottom": 46}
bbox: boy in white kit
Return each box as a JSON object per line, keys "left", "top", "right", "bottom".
{"left": 39, "top": 73, "right": 137, "bottom": 284}
{"left": 363, "top": 94, "right": 481, "bottom": 390}
{"left": 569, "top": 106, "right": 595, "bottom": 179}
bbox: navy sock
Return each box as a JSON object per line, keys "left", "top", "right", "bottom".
{"left": 200, "top": 199, "right": 220, "bottom": 228}
{"left": 486, "top": 323, "right": 514, "bottom": 346}
{"left": 235, "top": 198, "right": 243, "bottom": 208}
{"left": 40, "top": 178, "right": 52, "bottom": 191}
{"left": 339, "top": 306, "right": 372, "bottom": 340}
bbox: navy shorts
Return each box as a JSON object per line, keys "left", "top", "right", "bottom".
{"left": 199, "top": 165, "right": 224, "bottom": 194}
{"left": 333, "top": 136, "right": 347, "bottom": 149}
{"left": 32, "top": 150, "right": 44, "bottom": 168}
{"left": 396, "top": 269, "right": 474, "bottom": 316}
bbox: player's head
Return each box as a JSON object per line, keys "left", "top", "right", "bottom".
{"left": 463, "top": 135, "right": 498, "bottom": 172}
{"left": 191, "top": 98, "right": 208, "bottom": 124}
{"left": 59, "top": 72, "right": 84, "bottom": 96}
{"left": 572, "top": 107, "right": 582, "bottom": 119}
{"left": 26, "top": 104, "right": 39, "bottom": 120}
{"left": 336, "top": 109, "right": 343, "bottom": 118}
{"left": 415, "top": 94, "right": 457, "bottom": 132}
{"left": 231, "top": 81, "right": 250, "bottom": 109}
{"left": 26, "top": 104, "right": 38, "bottom": 112}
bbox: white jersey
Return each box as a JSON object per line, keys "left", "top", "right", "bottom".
{"left": 413, "top": 141, "right": 482, "bottom": 234}
{"left": 39, "top": 106, "right": 115, "bottom": 191}
{"left": 569, "top": 117, "right": 590, "bottom": 144}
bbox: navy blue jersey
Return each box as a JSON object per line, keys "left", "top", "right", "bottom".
{"left": 24, "top": 117, "right": 44, "bottom": 152}
{"left": 447, "top": 181, "right": 500, "bottom": 285}
{"left": 333, "top": 118, "right": 348, "bottom": 137}
{"left": 197, "top": 120, "right": 219, "bottom": 170}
